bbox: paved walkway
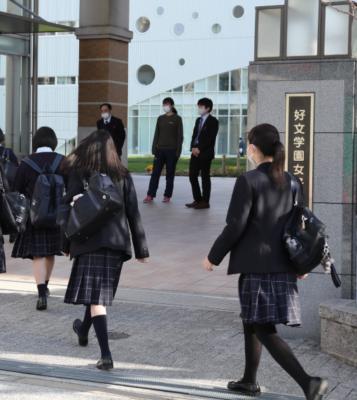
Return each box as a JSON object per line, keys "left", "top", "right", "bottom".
{"left": 4, "top": 175, "right": 237, "bottom": 296}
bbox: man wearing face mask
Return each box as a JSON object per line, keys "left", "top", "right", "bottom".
{"left": 186, "top": 98, "right": 219, "bottom": 210}
{"left": 96, "top": 103, "right": 126, "bottom": 158}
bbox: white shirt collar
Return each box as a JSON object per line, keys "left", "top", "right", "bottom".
{"left": 36, "top": 147, "right": 53, "bottom": 153}
{"left": 201, "top": 113, "right": 210, "bottom": 122}
{"left": 103, "top": 115, "right": 112, "bottom": 124}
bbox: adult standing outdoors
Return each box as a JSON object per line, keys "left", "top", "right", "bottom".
{"left": 97, "top": 103, "right": 126, "bottom": 158}
{"left": 203, "top": 124, "right": 328, "bottom": 400}
{"left": 185, "top": 98, "right": 219, "bottom": 210}
{"left": 61, "top": 130, "right": 149, "bottom": 371}
{"left": 143, "top": 98, "right": 183, "bottom": 203}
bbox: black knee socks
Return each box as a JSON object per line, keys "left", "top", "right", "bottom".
{"left": 92, "top": 315, "right": 111, "bottom": 358}
{"left": 78, "top": 306, "right": 92, "bottom": 337}
{"left": 37, "top": 284, "right": 46, "bottom": 298}
{"left": 252, "top": 323, "right": 311, "bottom": 395}
{"left": 45, "top": 280, "right": 49, "bottom": 289}
{"left": 241, "top": 323, "right": 263, "bottom": 384}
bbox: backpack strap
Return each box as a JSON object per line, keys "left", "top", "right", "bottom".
{"left": 22, "top": 157, "right": 43, "bottom": 174}
{"left": 51, "top": 154, "right": 64, "bottom": 174}
{"left": 5, "top": 148, "right": 9, "bottom": 160}
{"left": 288, "top": 172, "right": 298, "bottom": 207}
{"left": 0, "top": 171, "right": 4, "bottom": 194}
{"left": 1, "top": 148, "right": 6, "bottom": 159}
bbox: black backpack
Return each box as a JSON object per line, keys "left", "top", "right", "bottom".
{"left": 22, "top": 154, "right": 64, "bottom": 228}
{"left": 283, "top": 173, "right": 341, "bottom": 287}
{"left": 0, "top": 148, "right": 18, "bottom": 185}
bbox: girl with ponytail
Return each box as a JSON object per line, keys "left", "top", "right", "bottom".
{"left": 203, "top": 123, "right": 328, "bottom": 400}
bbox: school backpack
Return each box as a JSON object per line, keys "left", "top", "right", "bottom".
{"left": 0, "top": 148, "right": 18, "bottom": 184}
{"left": 22, "top": 154, "right": 64, "bottom": 228}
{"left": 283, "top": 173, "right": 341, "bottom": 287}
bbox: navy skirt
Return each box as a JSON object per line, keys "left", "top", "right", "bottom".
{"left": 64, "top": 248, "right": 124, "bottom": 306}
{"left": 12, "top": 219, "right": 62, "bottom": 260}
{"left": 239, "top": 272, "right": 301, "bottom": 327}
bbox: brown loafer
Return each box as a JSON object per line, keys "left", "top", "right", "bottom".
{"left": 185, "top": 201, "right": 199, "bottom": 208}
{"left": 194, "top": 202, "right": 210, "bottom": 209}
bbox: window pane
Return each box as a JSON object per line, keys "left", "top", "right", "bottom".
{"left": 38, "top": 77, "right": 45, "bottom": 85}
{"left": 195, "top": 78, "right": 206, "bottom": 92}
{"left": 69, "top": 77, "right": 76, "bottom": 84}
{"left": 129, "top": 108, "right": 138, "bottom": 117}
{"left": 231, "top": 69, "right": 241, "bottom": 91}
{"left": 48, "top": 77, "right": 55, "bottom": 85}
{"left": 207, "top": 75, "right": 217, "bottom": 91}
{"left": 242, "top": 68, "right": 248, "bottom": 91}
{"left": 219, "top": 72, "right": 229, "bottom": 91}
{"left": 128, "top": 117, "right": 138, "bottom": 154}
{"left": 57, "top": 77, "right": 66, "bottom": 85}
{"left": 219, "top": 107, "right": 229, "bottom": 115}
{"left": 139, "top": 118, "right": 150, "bottom": 154}
{"left": 217, "top": 117, "right": 228, "bottom": 155}
{"left": 229, "top": 117, "right": 240, "bottom": 155}
{"left": 230, "top": 105, "right": 240, "bottom": 115}
{"left": 173, "top": 86, "right": 183, "bottom": 92}
{"left": 150, "top": 106, "right": 161, "bottom": 117}
{"left": 257, "top": 8, "right": 282, "bottom": 58}
{"left": 184, "top": 82, "right": 195, "bottom": 92}
{"left": 287, "top": 0, "right": 319, "bottom": 57}
{"left": 139, "top": 106, "right": 149, "bottom": 117}
{"left": 324, "top": 5, "right": 350, "bottom": 56}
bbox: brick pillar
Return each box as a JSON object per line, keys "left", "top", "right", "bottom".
{"left": 76, "top": 0, "right": 132, "bottom": 166}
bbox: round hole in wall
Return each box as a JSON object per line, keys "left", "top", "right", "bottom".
{"left": 156, "top": 6, "right": 164, "bottom": 16}
{"left": 178, "top": 58, "right": 186, "bottom": 66}
{"left": 211, "top": 23, "right": 222, "bottom": 35}
{"left": 191, "top": 12, "right": 199, "bottom": 20}
{"left": 137, "top": 65, "right": 156, "bottom": 86}
{"left": 232, "top": 6, "right": 244, "bottom": 19}
{"left": 173, "top": 23, "right": 185, "bottom": 36}
{"left": 135, "top": 17, "right": 151, "bottom": 33}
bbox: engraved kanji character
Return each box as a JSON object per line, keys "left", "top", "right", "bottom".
{"left": 294, "top": 124, "right": 305, "bottom": 134}
{"left": 294, "top": 110, "right": 306, "bottom": 121}
{"left": 294, "top": 151, "right": 304, "bottom": 162}
{"left": 293, "top": 164, "right": 304, "bottom": 176}
{"left": 293, "top": 137, "right": 305, "bottom": 149}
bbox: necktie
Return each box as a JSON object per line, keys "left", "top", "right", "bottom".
{"left": 105, "top": 121, "right": 108, "bottom": 124}
{"left": 194, "top": 118, "right": 204, "bottom": 146}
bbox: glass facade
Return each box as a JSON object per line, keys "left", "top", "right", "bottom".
{"left": 128, "top": 68, "right": 248, "bottom": 156}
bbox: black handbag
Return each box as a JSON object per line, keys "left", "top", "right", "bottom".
{"left": 57, "top": 172, "right": 123, "bottom": 243}
{"left": 0, "top": 148, "right": 18, "bottom": 184}
{"left": 283, "top": 173, "right": 341, "bottom": 287}
{"left": 0, "top": 171, "right": 29, "bottom": 235}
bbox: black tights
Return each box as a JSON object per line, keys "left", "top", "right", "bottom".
{"left": 242, "top": 322, "right": 311, "bottom": 396}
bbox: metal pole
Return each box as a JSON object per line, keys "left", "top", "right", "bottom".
{"left": 32, "top": 0, "right": 39, "bottom": 141}
{"left": 10, "top": 0, "right": 46, "bottom": 20}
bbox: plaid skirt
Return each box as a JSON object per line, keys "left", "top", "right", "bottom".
{"left": 11, "top": 220, "right": 62, "bottom": 260}
{"left": 239, "top": 272, "right": 301, "bottom": 327}
{"left": 64, "top": 248, "right": 124, "bottom": 306}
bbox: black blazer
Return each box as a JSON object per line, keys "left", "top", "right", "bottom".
{"left": 97, "top": 116, "right": 126, "bottom": 156}
{"left": 190, "top": 115, "right": 219, "bottom": 160}
{"left": 61, "top": 172, "right": 149, "bottom": 262}
{"left": 12, "top": 152, "right": 68, "bottom": 200}
{"left": 208, "top": 162, "right": 305, "bottom": 275}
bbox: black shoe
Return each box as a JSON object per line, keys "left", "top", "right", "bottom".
{"left": 227, "top": 379, "right": 261, "bottom": 397}
{"left": 96, "top": 356, "right": 113, "bottom": 370}
{"left": 46, "top": 288, "right": 50, "bottom": 297}
{"left": 307, "top": 378, "right": 329, "bottom": 400}
{"left": 36, "top": 296, "right": 47, "bottom": 311}
{"left": 73, "top": 319, "right": 89, "bottom": 347}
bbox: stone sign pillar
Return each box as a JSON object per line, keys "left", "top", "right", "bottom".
{"left": 76, "top": 0, "right": 132, "bottom": 166}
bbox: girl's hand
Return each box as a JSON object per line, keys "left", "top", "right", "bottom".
{"left": 138, "top": 258, "right": 149, "bottom": 263}
{"left": 62, "top": 252, "right": 69, "bottom": 257}
{"left": 203, "top": 257, "right": 214, "bottom": 271}
{"left": 298, "top": 274, "right": 308, "bottom": 280}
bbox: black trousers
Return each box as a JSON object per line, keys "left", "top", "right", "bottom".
{"left": 189, "top": 155, "right": 212, "bottom": 203}
{"left": 148, "top": 149, "right": 178, "bottom": 198}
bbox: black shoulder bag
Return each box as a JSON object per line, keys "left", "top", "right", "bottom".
{"left": 0, "top": 148, "right": 18, "bottom": 184}
{"left": 283, "top": 173, "right": 341, "bottom": 288}
{"left": 0, "top": 171, "right": 29, "bottom": 235}
{"left": 57, "top": 172, "right": 123, "bottom": 243}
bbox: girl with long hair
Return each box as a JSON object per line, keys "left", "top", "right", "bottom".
{"left": 61, "top": 130, "right": 149, "bottom": 370}
{"left": 203, "top": 124, "right": 328, "bottom": 400}
{"left": 144, "top": 97, "right": 183, "bottom": 203}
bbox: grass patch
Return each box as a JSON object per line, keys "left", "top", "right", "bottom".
{"left": 128, "top": 156, "right": 246, "bottom": 175}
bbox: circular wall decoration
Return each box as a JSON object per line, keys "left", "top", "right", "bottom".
{"left": 135, "top": 17, "right": 151, "bottom": 33}
{"left": 191, "top": 12, "right": 199, "bottom": 20}
{"left": 156, "top": 6, "right": 164, "bottom": 16}
{"left": 178, "top": 58, "right": 186, "bottom": 66}
{"left": 137, "top": 65, "right": 156, "bottom": 86}
{"left": 173, "top": 23, "right": 185, "bottom": 36}
{"left": 211, "top": 23, "right": 222, "bottom": 35}
{"left": 232, "top": 6, "right": 244, "bottom": 19}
